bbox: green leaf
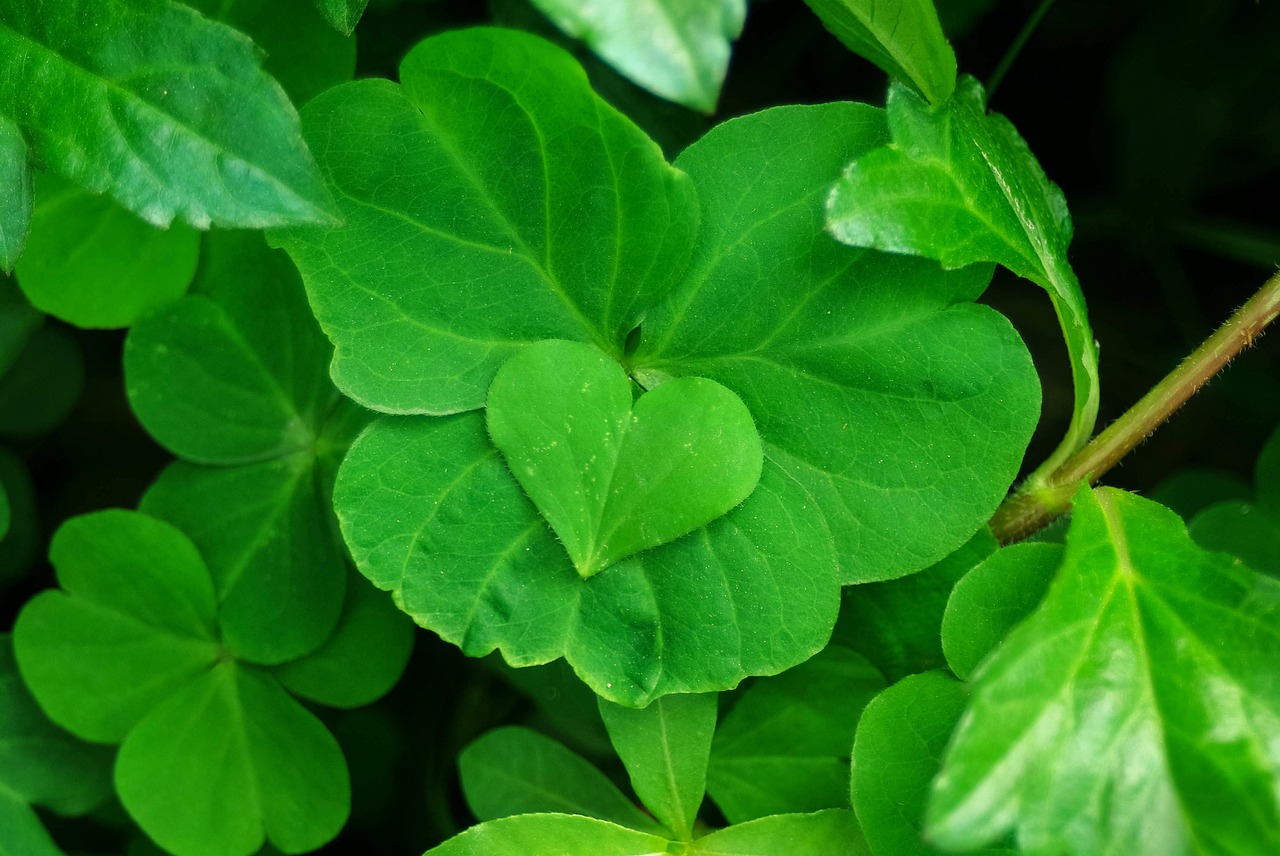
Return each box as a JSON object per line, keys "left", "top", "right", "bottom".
{"left": 1188, "top": 425, "right": 1280, "bottom": 579}
{"left": 689, "top": 809, "right": 871, "bottom": 856}
{"left": 424, "top": 813, "right": 673, "bottom": 856}
{"left": 826, "top": 76, "right": 1098, "bottom": 482}
{"left": 115, "top": 661, "right": 349, "bottom": 856}
{"left": 0, "top": 324, "right": 83, "bottom": 438}
{"left": 852, "top": 672, "right": 1012, "bottom": 856}
{"left": 0, "top": 480, "right": 7, "bottom": 542}
{"left": 599, "top": 692, "right": 716, "bottom": 840}
{"left": 0, "top": 276, "right": 39, "bottom": 375}
{"left": 0, "top": 791, "right": 63, "bottom": 856}
{"left": 527, "top": 0, "right": 745, "bottom": 112}
{"left": 834, "top": 529, "right": 996, "bottom": 681}
{"left": 269, "top": 27, "right": 698, "bottom": 414}
{"left": 458, "top": 726, "right": 662, "bottom": 834}
{"left": 335, "top": 412, "right": 840, "bottom": 706}
{"left": 0, "top": 0, "right": 337, "bottom": 228}
{"left": 927, "top": 487, "right": 1280, "bottom": 854}
{"left": 15, "top": 174, "right": 198, "bottom": 329}
{"left": 0, "top": 635, "right": 114, "bottom": 815}
{"left": 940, "top": 542, "right": 1063, "bottom": 680}
{"left": 0, "top": 117, "right": 31, "bottom": 273}
{"left": 185, "top": 0, "right": 355, "bottom": 105}
{"left": 634, "top": 103, "right": 1040, "bottom": 583}
{"left": 487, "top": 339, "right": 762, "bottom": 578}
{"left": 314, "top": 0, "right": 369, "bottom": 35}
{"left": 801, "top": 0, "right": 956, "bottom": 104}
{"left": 272, "top": 569, "right": 414, "bottom": 708}
{"left": 0, "top": 448, "right": 37, "bottom": 584}
{"left": 707, "top": 646, "right": 885, "bottom": 824}
{"left": 13, "top": 510, "right": 221, "bottom": 742}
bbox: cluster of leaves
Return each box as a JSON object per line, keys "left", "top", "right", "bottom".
{"left": 1, "top": 0, "right": 1278, "bottom": 855}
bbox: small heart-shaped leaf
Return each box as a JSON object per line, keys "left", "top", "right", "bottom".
{"left": 487, "top": 340, "right": 762, "bottom": 578}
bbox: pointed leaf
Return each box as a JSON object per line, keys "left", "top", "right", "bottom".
{"left": 0, "top": 791, "right": 63, "bottom": 856}
{"left": 314, "top": 0, "right": 369, "bottom": 35}
{"left": 0, "top": 116, "right": 31, "bottom": 273}
{"left": 269, "top": 27, "right": 698, "bottom": 414}
{"left": 115, "top": 662, "right": 349, "bottom": 856}
{"left": 827, "top": 76, "right": 1098, "bottom": 478}
{"left": 802, "top": 0, "right": 956, "bottom": 104}
{"left": 599, "top": 692, "right": 716, "bottom": 839}
{"left": 424, "top": 813, "right": 672, "bottom": 856}
{"left": 690, "top": 809, "right": 871, "bottom": 856}
{"left": 927, "top": 488, "right": 1280, "bottom": 855}
{"left": 458, "top": 726, "right": 662, "bottom": 834}
{"left": 527, "top": 0, "right": 745, "bottom": 112}
{"left": 0, "top": 0, "right": 337, "bottom": 228}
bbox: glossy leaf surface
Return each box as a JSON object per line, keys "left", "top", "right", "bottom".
{"left": 487, "top": 340, "right": 762, "bottom": 578}
{"left": 599, "top": 691, "right": 716, "bottom": 839}
{"left": 827, "top": 76, "right": 1097, "bottom": 479}
{"left": 0, "top": 0, "right": 337, "bottom": 228}
{"left": 928, "top": 488, "right": 1280, "bottom": 854}
{"left": 707, "top": 646, "right": 884, "bottom": 823}
{"left": 458, "top": 726, "right": 662, "bottom": 833}
{"left": 16, "top": 174, "right": 198, "bottom": 329}
{"left": 0, "top": 117, "right": 30, "bottom": 273}
{"left": 691, "top": 809, "right": 871, "bottom": 855}
{"left": 802, "top": 0, "right": 956, "bottom": 104}
{"left": 425, "top": 813, "right": 672, "bottom": 856}
{"left": 528, "top": 0, "right": 745, "bottom": 112}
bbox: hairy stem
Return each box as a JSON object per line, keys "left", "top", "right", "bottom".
{"left": 991, "top": 268, "right": 1280, "bottom": 544}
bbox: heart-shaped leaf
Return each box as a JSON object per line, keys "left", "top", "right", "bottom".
{"left": 487, "top": 340, "right": 762, "bottom": 578}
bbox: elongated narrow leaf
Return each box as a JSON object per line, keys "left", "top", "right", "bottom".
{"left": 690, "top": 809, "right": 871, "bottom": 856}
{"left": 0, "top": 791, "right": 62, "bottom": 856}
{"left": 314, "top": 0, "right": 369, "bottom": 35}
{"left": 599, "top": 692, "right": 716, "bottom": 839}
{"left": 0, "top": 116, "right": 30, "bottom": 273}
{"left": 529, "top": 0, "right": 745, "bottom": 112}
{"left": 802, "top": 0, "right": 956, "bottom": 104}
{"left": 425, "top": 813, "right": 672, "bottom": 856}
{"left": 459, "top": 726, "right": 663, "bottom": 833}
{"left": 269, "top": 27, "right": 698, "bottom": 414}
{"left": 635, "top": 103, "right": 1039, "bottom": 583}
{"left": 0, "top": 0, "right": 337, "bottom": 228}
{"left": 827, "top": 76, "right": 1098, "bottom": 481}
{"left": 928, "top": 488, "right": 1280, "bottom": 854}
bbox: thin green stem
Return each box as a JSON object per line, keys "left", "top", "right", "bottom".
{"left": 986, "top": 0, "right": 1058, "bottom": 101}
{"left": 990, "top": 268, "right": 1280, "bottom": 544}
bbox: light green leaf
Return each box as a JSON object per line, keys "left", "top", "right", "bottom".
{"left": 16, "top": 174, "right": 198, "bottom": 329}
{"left": 599, "top": 692, "right": 716, "bottom": 840}
{"left": 272, "top": 569, "right": 414, "bottom": 708}
{"left": 851, "top": 671, "right": 1012, "bottom": 856}
{"left": 487, "top": 339, "right": 762, "bottom": 578}
{"left": 335, "top": 412, "right": 839, "bottom": 707}
{"left": 0, "top": 116, "right": 31, "bottom": 273}
{"left": 0, "top": 791, "right": 63, "bottom": 856}
{"left": 940, "top": 542, "right": 1062, "bottom": 680}
{"left": 707, "top": 646, "right": 885, "bottom": 824}
{"left": 0, "top": 0, "right": 337, "bottom": 228}
{"left": 528, "top": 0, "right": 745, "bottom": 112}
{"left": 314, "top": 0, "right": 369, "bottom": 35}
{"left": 12, "top": 510, "right": 221, "bottom": 742}
{"left": 827, "top": 76, "right": 1098, "bottom": 483}
{"left": 115, "top": 662, "right": 349, "bottom": 856}
{"left": 635, "top": 103, "right": 1040, "bottom": 583}
{"left": 458, "top": 726, "right": 663, "bottom": 834}
{"left": 690, "top": 809, "right": 871, "bottom": 856}
{"left": 269, "top": 27, "right": 698, "bottom": 414}
{"left": 424, "top": 813, "right": 672, "bottom": 856}
{"left": 928, "top": 488, "right": 1280, "bottom": 854}
{"left": 802, "top": 0, "right": 956, "bottom": 104}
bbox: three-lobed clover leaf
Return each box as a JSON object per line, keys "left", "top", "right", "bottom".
{"left": 273, "top": 27, "right": 1040, "bottom": 706}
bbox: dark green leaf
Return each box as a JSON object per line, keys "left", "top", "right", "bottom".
{"left": 314, "top": 0, "right": 369, "bottom": 35}
{"left": 599, "top": 692, "right": 716, "bottom": 839}
{"left": 0, "top": 0, "right": 337, "bottom": 228}
{"left": 13, "top": 510, "right": 220, "bottom": 742}
{"left": 1188, "top": 425, "right": 1280, "bottom": 579}
{"left": 0, "top": 276, "right": 39, "bottom": 375}
{"left": 16, "top": 174, "right": 198, "bottom": 329}
{"left": 269, "top": 27, "right": 698, "bottom": 414}
{"left": 1148, "top": 468, "right": 1251, "bottom": 522}
{"left": 707, "top": 646, "right": 885, "bottom": 823}
{"left": 527, "top": 0, "right": 745, "bottom": 112}
{"left": 0, "top": 448, "right": 37, "bottom": 584}
{"left": 852, "top": 671, "right": 1012, "bottom": 856}
{"left": 272, "top": 569, "right": 414, "bottom": 708}
{"left": 690, "top": 809, "right": 871, "bottom": 856}
{"left": 928, "top": 488, "right": 1280, "bottom": 854}
{"left": 940, "top": 542, "right": 1063, "bottom": 680}
{"left": 424, "top": 813, "right": 672, "bottom": 856}
{"left": 115, "top": 662, "right": 349, "bottom": 856}
{"left": 0, "top": 117, "right": 31, "bottom": 273}
{"left": 484, "top": 658, "right": 613, "bottom": 757}
{"left": 635, "top": 103, "right": 1039, "bottom": 583}
{"left": 487, "top": 339, "right": 762, "bottom": 578}
{"left": 801, "top": 0, "right": 956, "bottom": 104}
{"left": 826, "top": 76, "right": 1098, "bottom": 481}
{"left": 458, "top": 726, "right": 662, "bottom": 833}
{"left": 0, "top": 324, "right": 83, "bottom": 438}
